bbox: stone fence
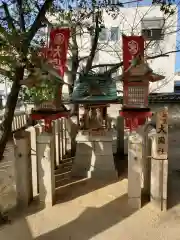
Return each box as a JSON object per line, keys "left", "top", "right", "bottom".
{"left": 0, "top": 111, "right": 30, "bottom": 132}
{"left": 13, "top": 117, "right": 75, "bottom": 209}
{"left": 128, "top": 108, "right": 168, "bottom": 211}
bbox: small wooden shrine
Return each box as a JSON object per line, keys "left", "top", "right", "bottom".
{"left": 71, "top": 72, "right": 119, "bottom": 134}
{"left": 71, "top": 71, "right": 119, "bottom": 180}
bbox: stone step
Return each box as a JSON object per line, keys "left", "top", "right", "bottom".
{"left": 61, "top": 161, "right": 73, "bottom": 168}
{"left": 55, "top": 177, "right": 89, "bottom": 198}
{"left": 55, "top": 171, "right": 71, "bottom": 182}
{"left": 54, "top": 160, "right": 73, "bottom": 175}
{"left": 55, "top": 176, "right": 71, "bottom": 188}
{"left": 55, "top": 165, "right": 72, "bottom": 175}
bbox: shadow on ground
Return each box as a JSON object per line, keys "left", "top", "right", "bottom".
{"left": 0, "top": 218, "right": 33, "bottom": 240}
{"left": 35, "top": 193, "right": 136, "bottom": 240}
{"left": 55, "top": 178, "right": 121, "bottom": 204}
{"left": 0, "top": 192, "right": 138, "bottom": 240}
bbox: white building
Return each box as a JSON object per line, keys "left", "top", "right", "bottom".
{"left": 62, "top": 5, "right": 177, "bottom": 94}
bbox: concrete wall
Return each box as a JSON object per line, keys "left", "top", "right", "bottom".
{"left": 149, "top": 103, "right": 180, "bottom": 126}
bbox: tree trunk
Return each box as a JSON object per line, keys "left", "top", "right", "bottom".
{"left": 0, "top": 68, "right": 23, "bottom": 161}
{"left": 68, "top": 26, "right": 79, "bottom": 116}
{"left": 54, "top": 83, "right": 63, "bottom": 107}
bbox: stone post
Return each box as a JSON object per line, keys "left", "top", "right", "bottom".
{"left": 140, "top": 126, "right": 154, "bottom": 198}
{"left": 35, "top": 124, "right": 43, "bottom": 194}
{"left": 151, "top": 136, "right": 168, "bottom": 211}
{"left": 116, "top": 116, "right": 124, "bottom": 155}
{"left": 12, "top": 119, "right": 15, "bottom": 132}
{"left": 150, "top": 107, "right": 168, "bottom": 211}
{"left": 25, "top": 126, "right": 38, "bottom": 196}
{"left": 66, "top": 117, "right": 78, "bottom": 156}
{"left": 52, "top": 120, "right": 60, "bottom": 169}
{"left": 36, "top": 132, "right": 55, "bottom": 207}
{"left": 14, "top": 131, "right": 33, "bottom": 209}
{"left": 128, "top": 133, "right": 143, "bottom": 209}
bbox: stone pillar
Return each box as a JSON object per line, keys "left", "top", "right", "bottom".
{"left": 72, "top": 131, "right": 118, "bottom": 180}
{"left": 52, "top": 120, "right": 60, "bottom": 168}
{"left": 151, "top": 136, "right": 168, "bottom": 211}
{"left": 25, "top": 126, "right": 38, "bottom": 196}
{"left": 116, "top": 116, "right": 124, "bottom": 155}
{"left": 128, "top": 133, "right": 143, "bottom": 209}
{"left": 150, "top": 107, "right": 168, "bottom": 211}
{"left": 140, "top": 126, "right": 154, "bottom": 198}
{"left": 12, "top": 119, "right": 15, "bottom": 132}
{"left": 35, "top": 124, "right": 44, "bottom": 194}
{"left": 36, "top": 132, "right": 55, "bottom": 207}
{"left": 14, "top": 131, "right": 33, "bottom": 209}
{"left": 66, "top": 117, "right": 78, "bottom": 156}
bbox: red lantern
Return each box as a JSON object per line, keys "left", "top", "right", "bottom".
{"left": 120, "top": 36, "right": 164, "bottom": 131}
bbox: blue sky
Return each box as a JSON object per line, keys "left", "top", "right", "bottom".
{"left": 121, "top": 0, "right": 180, "bottom": 72}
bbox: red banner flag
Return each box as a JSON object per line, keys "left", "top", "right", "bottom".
{"left": 48, "top": 28, "right": 70, "bottom": 77}
{"left": 122, "top": 35, "right": 144, "bottom": 71}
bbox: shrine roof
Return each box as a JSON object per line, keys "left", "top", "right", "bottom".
{"left": 148, "top": 93, "right": 180, "bottom": 103}
{"left": 71, "top": 77, "right": 119, "bottom": 104}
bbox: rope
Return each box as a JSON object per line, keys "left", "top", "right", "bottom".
{"left": 147, "top": 156, "right": 168, "bottom": 161}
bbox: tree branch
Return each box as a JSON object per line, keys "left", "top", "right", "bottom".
{"left": 34, "top": 1, "right": 53, "bottom": 28}
{"left": 25, "top": 0, "right": 53, "bottom": 49}
{"left": 78, "top": 56, "right": 89, "bottom": 62}
{"left": 91, "top": 49, "right": 180, "bottom": 72}
{"left": 16, "top": 0, "right": 26, "bottom": 32}
{"left": 69, "top": 27, "right": 79, "bottom": 90}
{"left": 84, "top": 11, "right": 100, "bottom": 74}
{"left": 147, "top": 50, "right": 180, "bottom": 59}
{"left": 2, "top": 2, "right": 16, "bottom": 31}
{"left": 91, "top": 62, "right": 123, "bottom": 69}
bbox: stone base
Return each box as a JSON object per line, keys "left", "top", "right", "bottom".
{"left": 128, "top": 133, "right": 143, "bottom": 210}
{"left": 71, "top": 131, "right": 118, "bottom": 181}
{"left": 128, "top": 197, "right": 141, "bottom": 209}
{"left": 150, "top": 198, "right": 167, "bottom": 212}
{"left": 37, "top": 133, "right": 55, "bottom": 207}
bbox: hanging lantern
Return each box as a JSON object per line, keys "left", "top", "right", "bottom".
{"left": 120, "top": 36, "right": 165, "bottom": 131}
